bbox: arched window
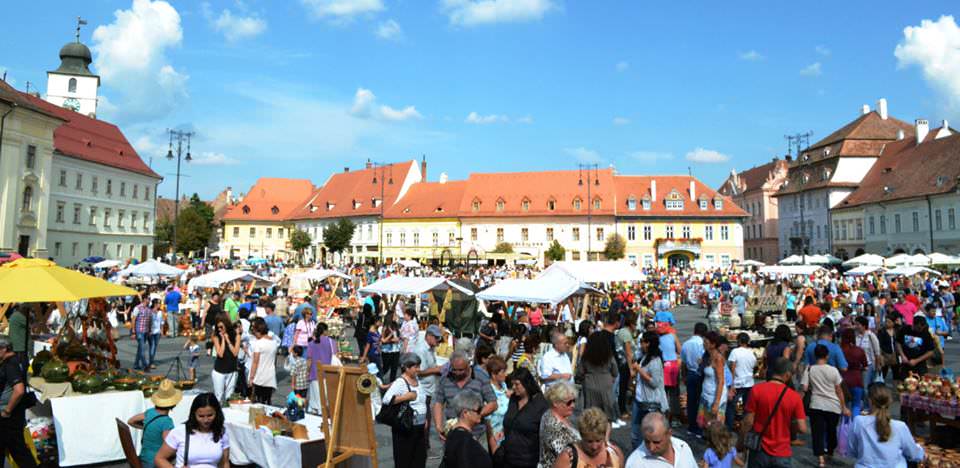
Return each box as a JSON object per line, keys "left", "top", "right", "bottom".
{"left": 22, "top": 186, "right": 33, "bottom": 212}
{"left": 68, "top": 78, "right": 77, "bottom": 93}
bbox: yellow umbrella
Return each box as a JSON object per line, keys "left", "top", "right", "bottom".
{"left": 0, "top": 258, "right": 139, "bottom": 303}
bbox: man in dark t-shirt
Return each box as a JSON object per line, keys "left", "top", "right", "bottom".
{"left": 897, "top": 315, "right": 935, "bottom": 376}
{"left": 0, "top": 336, "right": 36, "bottom": 468}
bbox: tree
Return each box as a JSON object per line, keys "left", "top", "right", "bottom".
{"left": 493, "top": 242, "right": 514, "bottom": 254}
{"left": 603, "top": 233, "right": 626, "bottom": 260}
{"left": 545, "top": 240, "right": 566, "bottom": 262}
{"left": 289, "top": 229, "right": 312, "bottom": 264}
{"left": 174, "top": 207, "right": 212, "bottom": 256}
{"left": 189, "top": 193, "right": 215, "bottom": 227}
{"left": 323, "top": 218, "right": 356, "bottom": 261}
{"left": 154, "top": 219, "right": 174, "bottom": 255}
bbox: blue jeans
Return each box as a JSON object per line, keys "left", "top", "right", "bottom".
{"left": 135, "top": 332, "right": 150, "bottom": 369}
{"left": 631, "top": 400, "right": 660, "bottom": 451}
{"left": 747, "top": 449, "right": 792, "bottom": 468}
{"left": 149, "top": 333, "right": 160, "bottom": 365}
{"left": 685, "top": 372, "right": 703, "bottom": 433}
{"left": 850, "top": 386, "right": 864, "bottom": 417}
{"left": 726, "top": 387, "right": 752, "bottom": 429}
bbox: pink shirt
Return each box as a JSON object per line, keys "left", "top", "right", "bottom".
{"left": 894, "top": 302, "right": 917, "bottom": 326}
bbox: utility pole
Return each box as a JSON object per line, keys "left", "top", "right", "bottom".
{"left": 167, "top": 129, "right": 193, "bottom": 258}
{"left": 371, "top": 162, "right": 394, "bottom": 265}
{"left": 784, "top": 131, "right": 813, "bottom": 157}
{"left": 578, "top": 163, "right": 599, "bottom": 261}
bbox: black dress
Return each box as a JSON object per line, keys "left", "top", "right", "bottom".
{"left": 442, "top": 427, "right": 492, "bottom": 468}
{"left": 498, "top": 394, "right": 549, "bottom": 468}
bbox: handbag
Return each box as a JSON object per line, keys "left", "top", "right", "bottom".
{"left": 744, "top": 384, "right": 789, "bottom": 452}
{"left": 375, "top": 380, "right": 414, "bottom": 432}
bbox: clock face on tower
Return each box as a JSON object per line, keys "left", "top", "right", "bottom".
{"left": 63, "top": 97, "right": 80, "bottom": 112}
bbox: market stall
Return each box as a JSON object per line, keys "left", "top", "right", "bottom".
{"left": 476, "top": 274, "right": 600, "bottom": 305}
{"left": 757, "top": 264, "right": 825, "bottom": 276}
{"left": 844, "top": 265, "right": 886, "bottom": 276}
{"left": 539, "top": 260, "right": 646, "bottom": 284}
{"left": 358, "top": 276, "right": 474, "bottom": 296}
{"left": 118, "top": 259, "right": 184, "bottom": 280}
{"left": 885, "top": 266, "right": 941, "bottom": 277}
{"left": 222, "top": 404, "right": 332, "bottom": 468}
{"left": 842, "top": 253, "right": 885, "bottom": 267}
{"left": 186, "top": 269, "right": 273, "bottom": 290}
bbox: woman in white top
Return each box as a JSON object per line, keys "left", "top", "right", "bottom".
{"left": 382, "top": 353, "right": 428, "bottom": 468}
{"left": 154, "top": 392, "right": 229, "bottom": 468}
{"left": 802, "top": 344, "right": 850, "bottom": 467}
{"left": 247, "top": 318, "right": 278, "bottom": 405}
{"left": 149, "top": 299, "right": 164, "bottom": 369}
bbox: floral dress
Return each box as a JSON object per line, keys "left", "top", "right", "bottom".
{"left": 538, "top": 411, "right": 579, "bottom": 468}
{"left": 487, "top": 381, "right": 510, "bottom": 447}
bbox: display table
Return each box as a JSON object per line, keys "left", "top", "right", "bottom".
{"left": 223, "top": 404, "right": 328, "bottom": 468}
{"left": 50, "top": 390, "right": 146, "bottom": 466}
{"left": 28, "top": 377, "right": 75, "bottom": 402}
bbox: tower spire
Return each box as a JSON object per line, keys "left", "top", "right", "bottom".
{"left": 76, "top": 16, "right": 87, "bottom": 43}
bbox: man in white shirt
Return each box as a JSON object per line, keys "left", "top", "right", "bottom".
{"left": 539, "top": 330, "right": 573, "bottom": 387}
{"left": 626, "top": 412, "right": 697, "bottom": 468}
{"left": 726, "top": 333, "right": 757, "bottom": 428}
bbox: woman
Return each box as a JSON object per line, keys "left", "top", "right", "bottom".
{"left": 128, "top": 379, "right": 181, "bottom": 468}
{"left": 764, "top": 325, "right": 794, "bottom": 380}
{"left": 516, "top": 334, "right": 540, "bottom": 376}
{"left": 247, "top": 318, "right": 278, "bottom": 404}
{"left": 292, "top": 307, "right": 316, "bottom": 352}
{"left": 382, "top": 353, "right": 428, "bottom": 468}
{"left": 575, "top": 332, "right": 619, "bottom": 424}
{"left": 149, "top": 299, "right": 163, "bottom": 369}
{"left": 877, "top": 315, "right": 898, "bottom": 381}
{"left": 499, "top": 368, "right": 550, "bottom": 468}
{"left": 306, "top": 323, "right": 337, "bottom": 413}
{"left": 486, "top": 356, "right": 510, "bottom": 452}
{"left": 360, "top": 316, "right": 383, "bottom": 371}
{"left": 400, "top": 308, "right": 419, "bottom": 352}
{"left": 658, "top": 324, "right": 681, "bottom": 422}
{"left": 801, "top": 344, "right": 850, "bottom": 467}
{"left": 154, "top": 392, "right": 229, "bottom": 468}
{"left": 575, "top": 320, "right": 593, "bottom": 360}
{"left": 442, "top": 391, "right": 493, "bottom": 468}
{"left": 840, "top": 328, "right": 868, "bottom": 416}
{"left": 381, "top": 319, "right": 401, "bottom": 382}
{"left": 698, "top": 332, "right": 728, "bottom": 429}
{"left": 538, "top": 382, "right": 580, "bottom": 468}
{"left": 630, "top": 331, "right": 667, "bottom": 451}
{"left": 211, "top": 317, "right": 241, "bottom": 404}
{"left": 848, "top": 383, "right": 925, "bottom": 467}
{"left": 553, "top": 407, "right": 624, "bottom": 468}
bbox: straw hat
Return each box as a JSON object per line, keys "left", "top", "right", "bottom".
{"left": 152, "top": 379, "right": 183, "bottom": 408}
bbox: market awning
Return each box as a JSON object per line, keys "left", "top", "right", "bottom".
{"left": 119, "top": 259, "right": 183, "bottom": 278}
{"left": 758, "top": 265, "right": 824, "bottom": 276}
{"left": 539, "top": 261, "right": 645, "bottom": 284}
{"left": 0, "top": 258, "right": 138, "bottom": 302}
{"left": 358, "top": 276, "right": 474, "bottom": 296}
{"left": 397, "top": 260, "right": 421, "bottom": 268}
{"left": 738, "top": 259, "right": 766, "bottom": 267}
{"left": 842, "top": 253, "right": 885, "bottom": 267}
{"left": 187, "top": 269, "right": 274, "bottom": 290}
{"left": 844, "top": 265, "right": 886, "bottom": 276}
{"left": 884, "top": 266, "right": 941, "bottom": 277}
{"left": 886, "top": 253, "right": 930, "bottom": 267}
{"left": 927, "top": 252, "right": 960, "bottom": 265}
{"left": 92, "top": 259, "right": 123, "bottom": 269}
{"left": 293, "top": 269, "right": 352, "bottom": 282}
{"left": 807, "top": 254, "right": 842, "bottom": 265}
{"left": 476, "top": 275, "right": 600, "bottom": 305}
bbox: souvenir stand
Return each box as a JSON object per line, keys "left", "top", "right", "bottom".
{"left": 291, "top": 269, "right": 356, "bottom": 354}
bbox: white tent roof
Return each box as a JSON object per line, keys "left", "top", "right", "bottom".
{"left": 928, "top": 252, "right": 960, "bottom": 265}
{"left": 358, "top": 276, "right": 474, "bottom": 296}
{"left": 188, "top": 269, "right": 274, "bottom": 290}
{"left": 886, "top": 253, "right": 930, "bottom": 267}
{"left": 807, "top": 254, "right": 842, "bottom": 265}
{"left": 844, "top": 265, "right": 886, "bottom": 276}
{"left": 758, "top": 265, "right": 824, "bottom": 276}
{"left": 477, "top": 275, "right": 599, "bottom": 305}
{"left": 778, "top": 255, "right": 804, "bottom": 265}
{"left": 119, "top": 259, "right": 183, "bottom": 277}
{"left": 739, "top": 259, "right": 766, "bottom": 267}
{"left": 539, "top": 261, "right": 645, "bottom": 284}
{"left": 293, "top": 269, "right": 352, "bottom": 282}
{"left": 842, "top": 253, "right": 885, "bottom": 267}
{"left": 884, "top": 266, "right": 941, "bottom": 277}
{"left": 397, "top": 260, "right": 421, "bottom": 268}
{"left": 93, "top": 259, "right": 122, "bottom": 269}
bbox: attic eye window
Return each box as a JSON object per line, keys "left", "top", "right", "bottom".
{"left": 242, "top": 205, "right": 250, "bottom": 214}
{"left": 353, "top": 199, "right": 361, "bottom": 209}
{"left": 435, "top": 207, "right": 444, "bottom": 213}
{"left": 496, "top": 199, "right": 505, "bottom": 212}
{"left": 403, "top": 208, "right": 411, "bottom": 213}
{"left": 271, "top": 206, "right": 279, "bottom": 215}
{"left": 883, "top": 186, "right": 894, "bottom": 194}
{"left": 699, "top": 199, "right": 708, "bottom": 210}
{"left": 802, "top": 153, "right": 810, "bottom": 161}
{"left": 326, "top": 202, "right": 335, "bottom": 211}
{"left": 309, "top": 204, "right": 317, "bottom": 212}
{"left": 823, "top": 147, "right": 831, "bottom": 156}
{"left": 713, "top": 199, "right": 723, "bottom": 210}
{"left": 642, "top": 199, "right": 651, "bottom": 210}
{"left": 472, "top": 199, "right": 480, "bottom": 212}
{"left": 573, "top": 198, "right": 582, "bottom": 210}
{"left": 521, "top": 198, "right": 530, "bottom": 212}
{"left": 936, "top": 175, "right": 948, "bottom": 187}
{"left": 547, "top": 199, "right": 556, "bottom": 211}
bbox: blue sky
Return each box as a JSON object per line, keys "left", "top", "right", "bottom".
{"left": 3, "top": 1, "right": 959, "bottom": 200}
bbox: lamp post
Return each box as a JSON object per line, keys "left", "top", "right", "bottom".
{"left": 166, "top": 129, "right": 194, "bottom": 258}
{"left": 578, "top": 163, "right": 600, "bottom": 261}
{"left": 371, "top": 162, "right": 394, "bottom": 265}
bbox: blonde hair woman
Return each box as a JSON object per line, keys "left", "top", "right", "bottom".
{"left": 552, "top": 407, "right": 624, "bottom": 468}
{"left": 539, "top": 382, "right": 580, "bottom": 468}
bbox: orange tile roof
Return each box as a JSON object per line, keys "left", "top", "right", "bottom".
{"left": 808, "top": 111, "right": 914, "bottom": 152}
{"left": 385, "top": 181, "right": 466, "bottom": 219}
{"left": 614, "top": 175, "right": 748, "bottom": 217}
{"left": 222, "top": 178, "right": 315, "bottom": 221}
{"left": 288, "top": 161, "right": 417, "bottom": 220}
{"left": 458, "top": 169, "right": 618, "bottom": 217}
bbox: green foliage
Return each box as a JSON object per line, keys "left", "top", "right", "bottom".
{"left": 323, "top": 218, "right": 356, "bottom": 255}
{"left": 189, "top": 193, "right": 215, "bottom": 228}
{"left": 154, "top": 220, "right": 174, "bottom": 255}
{"left": 174, "top": 207, "right": 211, "bottom": 255}
{"left": 492, "top": 242, "right": 514, "bottom": 254}
{"left": 545, "top": 240, "right": 566, "bottom": 262}
{"left": 289, "top": 229, "right": 312, "bottom": 261}
{"left": 603, "top": 233, "right": 626, "bottom": 260}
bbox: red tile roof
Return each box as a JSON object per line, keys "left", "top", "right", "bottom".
{"left": 222, "top": 178, "right": 315, "bottom": 221}
{"left": 614, "top": 175, "right": 748, "bottom": 217}
{"left": 457, "top": 169, "right": 618, "bottom": 217}
{"left": 288, "top": 161, "right": 417, "bottom": 220}
{"left": 808, "top": 111, "right": 914, "bottom": 153}
{"left": 0, "top": 80, "right": 160, "bottom": 179}
{"left": 836, "top": 130, "right": 960, "bottom": 209}
{"left": 721, "top": 159, "right": 789, "bottom": 196}
{"left": 385, "top": 181, "right": 466, "bottom": 219}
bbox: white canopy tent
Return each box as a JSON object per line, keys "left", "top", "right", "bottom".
{"left": 539, "top": 261, "right": 645, "bottom": 284}
{"left": 778, "top": 255, "right": 804, "bottom": 265}
{"left": 187, "top": 269, "right": 274, "bottom": 290}
{"left": 397, "top": 260, "right": 421, "bottom": 268}
{"left": 738, "top": 259, "right": 766, "bottom": 267}
{"left": 842, "top": 253, "right": 885, "bottom": 267}
{"left": 358, "top": 276, "right": 475, "bottom": 296}
{"left": 807, "top": 254, "right": 842, "bottom": 265}
{"left": 884, "top": 266, "right": 941, "bottom": 277}
{"left": 758, "top": 265, "right": 825, "bottom": 276}
{"left": 928, "top": 252, "right": 960, "bottom": 265}
{"left": 293, "top": 269, "right": 352, "bottom": 282}
{"left": 476, "top": 275, "right": 600, "bottom": 305}
{"left": 844, "top": 265, "right": 886, "bottom": 276}
{"left": 886, "top": 253, "right": 930, "bottom": 267}
{"left": 119, "top": 259, "right": 183, "bottom": 278}
{"left": 93, "top": 259, "right": 123, "bottom": 269}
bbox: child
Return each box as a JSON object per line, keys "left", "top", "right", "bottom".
{"left": 183, "top": 334, "right": 201, "bottom": 381}
{"left": 702, "top": 421, "right": 744, "bottom": 468}
{"left": 290, "top": 345, "right": 309, "bottom": 399}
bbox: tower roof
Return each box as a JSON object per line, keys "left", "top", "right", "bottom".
{"left": 51, "top": 41, "right": 97, "bottom": 78}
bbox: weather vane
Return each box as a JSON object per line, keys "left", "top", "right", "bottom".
{"left": 76, "top": 16, "right": 87, "bottom": 43}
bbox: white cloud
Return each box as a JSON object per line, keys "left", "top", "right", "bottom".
{"left": 376, "top": 19, "right": 402, "bottom": 40}
{"left": 629, "top": 151, "right": 673, "bottom": 163}
{"left": 465, "top": 112, "right": 508, "bottom": 124}
{"left": 300, "top": 0, "right": 384, "bottom": 21}
{"left": 515, "top": 115, "right": 533, "bottom": 124}
{"left": 615, "top": 60, "right": 629, "bottom": 72}
{"left": 739, "top": 50, "right": 763, "bottom": 61}
{"left": 564, "top": 146, "right": 601, "bottom": 163}
{"left": 815, "top": 45, "right": 831, "bottom": 56}
{"left": 190, "top": 151, "right": 240, "bottom": 166}
{"left": 612, "top": 117, "right": 630, "bottom": 125}
{"left": 92, "top": 0, "right": 187, "bottom": 123}
{"left": 685, "top": 147, "right": 730, "bottom": 164}
{"left": 212, "top": 9, "right": 267, "bottom": 42}
{"left": 895, "top": 15, "right": 960, "bottom": 115}
{"left": 800, "top": 62, "right": 822, "bottom": 76}
{"left": 442, "top": 0, "right": 555, "bottom": 26}
{"left": 350, "top": 88, "right": 421, "bottom": 121}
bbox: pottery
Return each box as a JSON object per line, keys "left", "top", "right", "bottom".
{"left": 41, "top": 359, "right": 71, "bottom": 383}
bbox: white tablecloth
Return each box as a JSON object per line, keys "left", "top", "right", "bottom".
{"left": 52, "top": 391, "right": 146, "bottom": 466}
{"left": 223, "top": 404, "right": 326, "bottom": 468}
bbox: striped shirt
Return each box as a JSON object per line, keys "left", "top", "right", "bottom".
{"left": 133, "top": 305, "right": 152, "bottom": 334}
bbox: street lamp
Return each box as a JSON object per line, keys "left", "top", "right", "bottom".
{"left": 371, "top": 162, "right": 394, "bottom": 265}
{"left": 578, "top": 163, "right": 600, "bottom": 261}
{"left": 167, "top": 129, "right": 194, "bottom": 258}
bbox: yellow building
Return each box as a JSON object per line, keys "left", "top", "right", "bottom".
{"left": 221, "top": 178, "right": 315, "bottom": 260}
{"left": 381, "top": 180, "right": 466, "bottom": 263}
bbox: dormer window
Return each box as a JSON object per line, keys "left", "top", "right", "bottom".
{"left": 403, "top": 208, "right": 411, "bottom": 213}
{"left": 821, "top": 168, "right": 832, "bottom": 180}
{"left": 309, "top": 204, "right": 317, "bottom": 212}
{"left": 271, "top": 206, "right": 279, "bottom": 215}
{"left": 699, "top": 199, "right": 708, "bottom": 210}
{"left": 641, "top": 196, "right": 651, "bottom": 210}
{"left": 242, "top": 205, "right": 250, "bottom": 214}
{"left": 665, "top": 190, "right": 684, "bottom": 210}
{"left": 496, "top": 198, "right": 505, "bottom": 212}
{"left": 472, "top": 198, "right": 481, "bottom": 212}
{"left": 435, "top": 206, "right": 444, "bottom": 213}
{"left": 326, "top": 202, "right": 335, "bottom": 211}
{"left": 573, "top": 197, "right": 582, "bottom": 211}
{"left": 521, "top": 198, "right": 530, "bottom": 212}
{"left": 353, "top": 199, "right": 361, "bottom": 209}
{"left": 547, "top": 198, "right": 556, "bottom": 211}
{"left": 713, "top": 198, "right": 723, "bottom": 210}
{"left": 592, "top": 197, "right": 601, "bottom": 210}
{"left": 627, "top": 197, "right": 637, "bottom": 211}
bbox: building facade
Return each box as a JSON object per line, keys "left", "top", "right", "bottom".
{"left": 382, "top": 179, "right": 465, "bottom": 262}
{"left": 718, "top": 158, "right": 789, "bottom": 264}
{"left": 221, "top": 178, "right": 315, "bottom": 260}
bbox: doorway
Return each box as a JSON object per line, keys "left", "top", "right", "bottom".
{"left": 17, "top": 235, "right": 30, "bottom": 257}
{"left": 667, "top": 253, "right": 689, "bottom": 268}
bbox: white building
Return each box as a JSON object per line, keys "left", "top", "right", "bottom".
{"left": 45, "top": 41, "right": 100, "bottom": 117}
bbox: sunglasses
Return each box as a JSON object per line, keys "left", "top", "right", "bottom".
{"left": 564, "top": 399, "right": 576, "bottom": 407}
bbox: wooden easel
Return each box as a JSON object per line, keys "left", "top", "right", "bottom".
{"left": 316, "top": 365, "right": 378, "bottom": 468}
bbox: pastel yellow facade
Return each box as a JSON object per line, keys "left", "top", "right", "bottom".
{"left": 614, "top": 219, "right": 744, "bottom": 268}
{"left": 221, "top": 220, "right": 295, "bottom": 259}
{"left": 381, "top": 218, "right": 462, "bottom": 262}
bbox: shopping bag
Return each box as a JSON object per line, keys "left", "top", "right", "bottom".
{"left": 836, "top": 416, "right": 852, "bottom": 457}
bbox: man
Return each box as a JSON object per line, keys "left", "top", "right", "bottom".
{"left": 679, "top": 322, "right": 707, "bottom": 435}
{"left": 733, "top": 291, "right": 747, "bottom": 322}
{"left": 224, "top": 291, "right": 241, "bottom": 323}
{"left": 5, "top": 306, "right": 29, "bottom": 381}
{"left": 625, "top": 412, "right": 697, "bottom": 468}
{"left": 538, "top": 330, "right": 573, "bottom": 387}
{"left": 897, "top": 315, "right": 935, "bottom": 377}
{"left": 132, "top": 296, "right": 152, "bottom": 371}
{"left": 784, "top": 289, "right": 798, "bottom": 322}
{"left": 740, "top": 358, "right": 808, "bottom": 468}
{"left": 803, "top": 325, "right": 848, "bottom": 371}
{"left": 925, "top": 304, "right": 950, "bottom": 349}
{"left": 854, "top": 316, "right": 882, "bottom": 386}
{"left": 726, "top": 332, "right": 757, "bottom": 429}
{"left": 893, "top": 293, "right": 918, "bottom": 327}
{"left": 432, "top": 350, "right": 497, "bottom": 442}
{"left": 616, "top": 315, "right": 638, "bottom": 419}
{"left": 0, "top": 336, "right": 36, "bottom": 468}
{"left": 164, "top": 286, "right": 182, "bottom": 338}
{"left": 653, "top": 294, "right": 675, "bottom": 325}
{"left": 237, "top": 295, "right": 258, "bottom": 320}
{"left": 263, "top": 303, "right": 284, "bottom": 339}
{"left": 413, "top": 325, "right": 443, "bottom": 444}
{"left": 797, "top": 297, "right": 822, "bottom": 329}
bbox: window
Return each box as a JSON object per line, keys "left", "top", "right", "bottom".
{"left": 643, "top": 225, "right": 652, "bottom": 241}
{"left": 666, "top": 225, "right": 674, "bottom": 238}
{"left": 833, "top": 221, "right": 840, "bottom": 240}
{"left": 249, "top": 227, "right": 256, "bottom": 238}
{"left": 266, "top": 228, "right": 272, "bottom": 239}
{"left": 572, "top": 227, "right": 580, "bottom": 241}
{"left": 145, "top": 186, "right": 150, "bottom": 200}
{"left": 106, "top": 180, "right": 112, "bottom": 195}
{"left": 894, "top": 214, "right": 901, "bottom": 234}
{"left": 21, "top": 186, "right": 33, "bottom": 212}
{"left": 26, "top": 145, "right": 36, "bottom": 169}
{"left": 699, "top": 199, "right": 708, "bottom": 210}
{"left": 642, "top": 199, "right": 651, "bottom": 210}
{"left": 627, "top": 226, "right": 636, "bottom": 241}
{"left": 869, "top": 216, "right": 875, "bottom": 235}
{"left": 448, "top": 231, "right": 455, "bottom": 245}
{"left": 642, "top": 254, "right": 654, "bottom": 267}
{"left": 496, "top": 199, "right": 505, "bottom": 212}
{"left": 75, "top": 173, "right": 83, "bottom": 190}
{"left": 547, "top": 199, "right": 556, "bottom": 211}
{"left": 73, "top": 204, "right": 82, "bottom": 224}
{"left": 714, "top": 199, "right": 723, "bottom": 210}
{"left": 233, "top": 227, "right": 240, "bottom": 237}
{"left": 573, "top": 198, "right": 582, "bottom": 211}
{"left": 705, "top": 225, "right": 714, "bottom": 240}
{"left": 471, "top": 227, "right": 478, "bottom": 241}
{"left": 68, "top": 77, "right": 77, "bottom": 93}
{"left": 143, "top": 212, "right": 150, "bottom": 230}
{"left": 935, "top": 210, "right": 943, "bottom": 231}
{"left": 87, "top": 243, "right": 93, "bottom": 256}
{"left": 399, "top": 231, "right": 407, "bottom": 246}
{"left": 682, "top": 225, "right": 691, "bottom": 239}
{"left": 521, "top": 199, "right": 530, "bottom": 212}
{"left": 133, "top": 184, "right": 139, "bottom": 199}
{"left": 89, "top": 206, "right": 97, "bottom": 226}
{"left": 117, "top": 210, "right": 125, "bottom": 227}
{"left": 879, "top": 215, "right": 886, "bottom": 234}
{"left": 131, "top": 212, "right": 137, "bottom": 230}
{"left": 385, "top": 231, "right": 393, "bottom": 245}
{"left": 120, "top": 182, "right": 126, "bottom": 197}
{"left": 950, "top": 208, "right": 957, "bottom": 230}
{"left": 279, "top": 228, "right": 285, "bottom": 238}
{"left": 116, "top": 244, "right": 121, "bottom": 258}
{"left": 472, "top": 199, "right": 481, "bottom": 212}
{"left": 92, "top": 177, "right": 98, "bottom": 194}
{"left": 841, "top": 221, "right": 847, "bottom": 240}
{"left": 546, "top": 228, "right": 554, "bottom": 241}
{"left": 912, "top": 211, "right": 920, "bottom": 232}
{"left": 104, "top": 208, "right": 112, "bottom": 227}
{"left": 595, "top": 227, "right": 604, "bottom": 241}
{"left": 721, "top": 254, "right": 731, "bottom": 267}
{"left": 54, "top": 242, "right": 62, "bottom": 257}
{"left": 72, "top": 242, "right": 78, "bottom": 257}
{"left": 432, "top": 231, "right": 439, "bottom": 246}
{"left": 59, "top": 170, "right": 67, "bottom": 187}
{"left": 720, "top": 225, "right": 729, "bottom": 241}
{"left": 571, "top": 251, "right": 581, "bottom": 261}
{"left": 705, "top": 254, "right": 716, "bottom": 265}
{"left": 665, "top": 199, "right": 684, "bottom": 210}
{"left": 413, "top": 230, "right": 421, "bottom": 245}
{"left": 627, "top": 198, "right": 637, "bottom": 211}
{"left": 856, "top": 220, "right": 863, "bottom": 240}
{"left": 56, "top": 202, "right": 65, "bottom": 223}
{"left": 496, "top": 228, "right": 504, "bottom": 242}
{"left": 593, "top": 198, "right": 601, "bottom": 210}
{"left": 521, "top": 228, "right": 529, "bottom": 242}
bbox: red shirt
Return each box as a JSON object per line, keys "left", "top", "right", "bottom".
{"left": 745, "top": 381, "right": 806, "bottom": 458}
{"left": 798, "top": 304, "right": 822, "bottom": 328}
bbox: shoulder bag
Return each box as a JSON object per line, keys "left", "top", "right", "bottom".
{"left": 183, "top": 423, "right": 191, "bottom": 468}
{"left": 375, "top": 379, "right": 414, "bottom": 432}
{"left": 743, "top": 384, "right": 788, "bottom": 452}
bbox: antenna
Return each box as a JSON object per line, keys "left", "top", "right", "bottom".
{"left": 76, "top": 16, "right": 88, "bottom": 43}
{"left": 784, "top": 131, "right": 814, "bottom": 157}
{"left": 688, "top": 166, "right": 692, "bottom": 177}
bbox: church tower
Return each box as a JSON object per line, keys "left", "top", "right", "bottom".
{"left": 46, "top": 19, "right": 100, "bottom": 117}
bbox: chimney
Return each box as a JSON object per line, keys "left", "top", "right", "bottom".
{"left": 344, "top": 166, "right": 350, "bottom": 172}
{"left": 439, "top": 172, "right": 448, "bottom": 184}
{"left": 689, "top": 180, "right": 696, "bottom": 201}
{"left": 877, "top": 98, "right": 888, "bottom": 120}
{"left": 861, "top": 104, "right": 870, "bottom": 115}
{"left": 915, "top": 119, "right": 929, "bottom": 145}
{"left": 897, "top": 129, "right": 905, "bottom": 140}
{"left": 650, "top": 179, "right": 657, "bottom": 202}
{"left": 365, "top": 158, "right": 372, "bottom": 169}
{"left": 935, "top": 120, "right": 953, "bottom": 140}
{"left": 420, "top": 155, "right": 427, "bottom": 181}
